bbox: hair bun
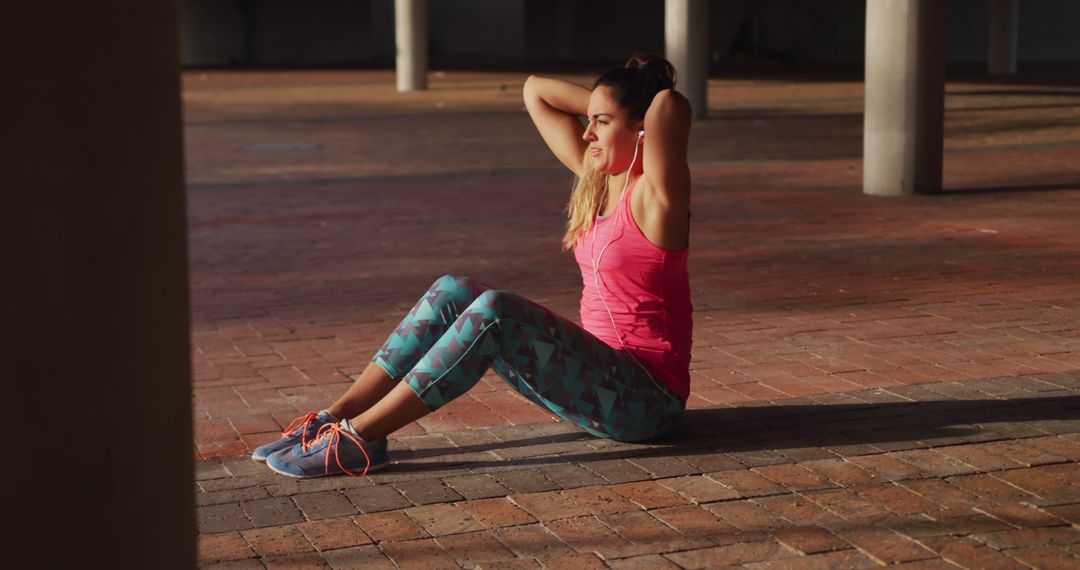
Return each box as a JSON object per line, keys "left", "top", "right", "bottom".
{"left": 594, "top": 54, "right": 678, "bottom": 120}
{"left": 624, "top": 54, "right": 677, "bottom": 89}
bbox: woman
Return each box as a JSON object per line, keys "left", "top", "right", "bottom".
{"left": 255, "top": 55, "right": 694, "bottom": 478}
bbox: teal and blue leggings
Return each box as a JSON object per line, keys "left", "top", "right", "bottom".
{"left": 373, "top": 275, "right": 684, "bottom": 442}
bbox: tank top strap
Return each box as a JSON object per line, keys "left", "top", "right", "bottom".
{"left": 619, "top": 175, "right": 641, "bottom": 207}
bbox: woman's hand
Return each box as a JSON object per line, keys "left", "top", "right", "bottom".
{"left": 523, "top": 76, "right": 590, "bottom": 175}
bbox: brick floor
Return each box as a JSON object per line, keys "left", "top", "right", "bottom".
{"left": 189, "top": 69, "right": 1080, "bottom": 567}
{"left": 194, "top": 375, "right": 1080, "bottom": 568}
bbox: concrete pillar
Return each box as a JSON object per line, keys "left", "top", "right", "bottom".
{"left": 863, "top": 0, "right": 946, "bottom": 196}
{"left": 988, "top": 0, "right": 1019, "bottom": 75}
{"left": 4, "top": 1, "right": 193, "bottom": 567}
{"left": 395, "top": 0, "right": 428, "bottom": 92}
{"left": 665, "top": 0, "right": 709, "bottom": 119}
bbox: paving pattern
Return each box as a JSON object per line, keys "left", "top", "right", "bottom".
{"left": 187, "top": 69, "right": 1080, "bottom": 568}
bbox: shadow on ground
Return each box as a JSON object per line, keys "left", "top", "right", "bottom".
{"left": 942, "top": 181, "right": 1080, "bottom": 195}
{"left": 388, "top": 373, "right": 1080, "bottom": 473}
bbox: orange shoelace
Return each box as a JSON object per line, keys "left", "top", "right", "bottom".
{"left": 280, "top": 412, "right": 320, "bottom": 449}
{"left": 302, "top": 422, "right": 373, "bottom": 477}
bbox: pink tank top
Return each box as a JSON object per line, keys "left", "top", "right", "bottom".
{"left": 572, "top": 178, "right": 693, "bottom": 402}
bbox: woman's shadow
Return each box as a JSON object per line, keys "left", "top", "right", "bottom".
{"left": 388, "top": 387, "right": 1080, "bottom": 472}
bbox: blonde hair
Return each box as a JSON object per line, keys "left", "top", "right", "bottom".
{"left": 562, "top": 148, "right": 609, "bottom": 250}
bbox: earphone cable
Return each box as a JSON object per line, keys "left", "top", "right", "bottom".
{"left": 590, "top": 132, "right": 643, "bottom": 356}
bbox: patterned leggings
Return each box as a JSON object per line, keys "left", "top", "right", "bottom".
{"left": 373, "top": 275, "right": 684, "bottom": 442}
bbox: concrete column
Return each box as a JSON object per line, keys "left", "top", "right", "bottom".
{"left": 863, "top": 0, "right": 946, "bottom": 196}
{"left": 395, "top": 0, "right": 428, "bottom": 92}
{"left": 988, "top": 0, "right": 1019, "bottom": 75}
{"left": 4, "top": 1, "right": 193, "bottom": 567}
{"left": 665, "top": 0, "right": 709, "bottom": 119}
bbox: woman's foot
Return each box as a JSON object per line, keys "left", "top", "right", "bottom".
{"left": 266, "top": 420, "right": 390, "bottom": 478}
{"left": 251, "top": 410, "right": 337, "bottom": 462}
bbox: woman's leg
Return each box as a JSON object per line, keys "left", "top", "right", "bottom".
{"left": 262, "top": 275, "right": 491, "bottom": 475}
{"left": 326, "top": 274, "right": 489, "bottom": 420}
{"left": 254, "top": 274, "right": 489, "bottom": 464}
{"left": 267, "top": 287, "right": 684, "bottom": 476}
{"left": 349, "top": 289, "right": 684, "bottom": 443}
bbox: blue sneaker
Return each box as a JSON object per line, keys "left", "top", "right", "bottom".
{"left": 266, "top": 421, "right": 390, "bottom": 478}
{"left": 251, "top": 410, "right": 336, "bottom": 463}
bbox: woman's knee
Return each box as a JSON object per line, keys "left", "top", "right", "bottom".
{"left": 431, "top": 274, "right": 468, "bottom": 289}
{"left": 473, "top": 289, "right": 501, "bottom": 305}
{"left": 431, "top": 274, "right": 489, "bottom": 296}
{"left": 470, "top": 289, "right": 524, "bottom": 314}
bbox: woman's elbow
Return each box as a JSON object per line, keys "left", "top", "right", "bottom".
{"left": 525, "top": 76, "right": 545, "bottom": 106}
{"left": 647, "top": 90, "right": 692, "bottom": 128}
{"left": 654, "top": 89, "right": 691, "bottom": 115}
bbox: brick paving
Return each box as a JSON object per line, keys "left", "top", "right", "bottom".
{"left": 187, "top": 69, "right": 1080, "bottom": 567}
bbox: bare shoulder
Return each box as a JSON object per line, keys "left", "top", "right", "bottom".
{"left": 632, "top": 169, "right": 691, "bottom": 250}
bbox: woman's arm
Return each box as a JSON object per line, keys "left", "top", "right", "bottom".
{"left": 523, "top": 76, "right": 590, "bottom": 175}
{"left": 642, "top": 89, "right": 693, "bottom": 210}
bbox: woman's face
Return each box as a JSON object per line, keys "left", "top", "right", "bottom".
{"left": 583, "top": 85, "right": 642, "bottom": 175}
